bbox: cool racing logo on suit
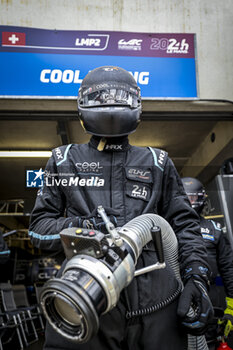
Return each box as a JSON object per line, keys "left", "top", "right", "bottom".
{"left": 26, "top": 169, "right": 44, "bottom": 188}
{"left": 75, "top": 162, "right": 103, "bottom": 174}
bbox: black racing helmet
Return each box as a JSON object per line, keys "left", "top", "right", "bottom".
{"left": 181, "top": 177, "right": 206, "bottom": 213}
{"left": 77, "top": 66, "right": 142, "bottom": 137}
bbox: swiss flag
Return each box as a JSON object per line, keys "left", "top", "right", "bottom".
{"left": 2, "top": 32, "right": 26, "bottom": 46}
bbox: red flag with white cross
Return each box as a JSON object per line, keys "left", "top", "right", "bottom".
{"left": 2, "top": 32, "right": 26, "bottom": 46}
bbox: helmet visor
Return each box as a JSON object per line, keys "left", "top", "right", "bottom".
{"left": 187, "top": 191, "right": 206, "bottom": 209}
{"left": 79, "top": 83, "right": 140, "bottom": 109}
{"left": 187, "top": 194, "right": 199, "bottom": 206}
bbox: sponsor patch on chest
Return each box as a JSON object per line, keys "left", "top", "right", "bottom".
{"left": 201, "top": 227, "right": 210, "bottom": 234}
{"left": 201, "top": 226, "right": 214, "bottom": 241}
{"left": 125, "top": 167, "right": 152, "bottom": 183}
{"left": 126, "top": 182, "right": 151, "bottom": 201}
{"left": 202, "top": 233, "right": 215, "bottom": 241}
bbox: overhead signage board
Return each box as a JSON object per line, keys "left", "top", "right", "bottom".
{"left": 0, "top": 26, "right": 198, "bottom": 99}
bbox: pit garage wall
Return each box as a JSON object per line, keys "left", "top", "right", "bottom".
{"left": 0, "top": 0, "right": 233, "bottom": 102}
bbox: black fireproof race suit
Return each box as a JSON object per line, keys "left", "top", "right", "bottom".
{"left": 200, "top": 216, "right": 233, "bottom": 344}
{"left": 29, "top": 136, "right": 209, "bottom": 350}
{"left": 200, "top": 217, "right": 233, "bottom": 298}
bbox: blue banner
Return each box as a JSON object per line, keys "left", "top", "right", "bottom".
{"left": 0, "top": 26, "right": 198, "bottom": 98}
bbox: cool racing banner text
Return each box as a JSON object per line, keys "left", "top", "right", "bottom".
{"left": 0, "top": 26, "right": 198, "bottom": 99}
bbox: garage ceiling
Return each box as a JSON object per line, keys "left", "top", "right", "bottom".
{"left": 0, "top": 98, "right": 233, "bottom": 229}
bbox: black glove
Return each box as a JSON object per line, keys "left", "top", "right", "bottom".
{"left": 177, "top": 263, "right": 214, "bottom": 336}
{"left": 77, "top": 207, "right": 119, "bottom": 233}
{"left": 177, "top": 276, "right": 214, "bottom": 335}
